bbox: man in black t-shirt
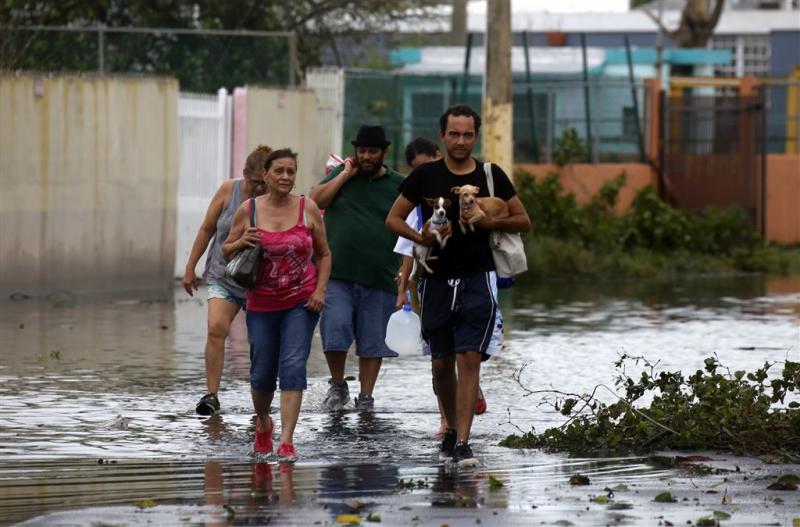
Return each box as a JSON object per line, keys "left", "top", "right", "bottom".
{"left": 386, "top": 104, "right": 531, "bottom": 466}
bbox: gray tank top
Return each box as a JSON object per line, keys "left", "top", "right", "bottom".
{"left": 204, "top": 178, "right": 247, "bottom": 298}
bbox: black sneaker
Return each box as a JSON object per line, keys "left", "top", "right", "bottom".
{"left": 196, "top": 393, "right": 220, "bottom": 415}
{"left": 439, "top": 428, "right": 457, "bottom": 460}
{"left": 452, "top": 441, "right": 479, "bottom": 467}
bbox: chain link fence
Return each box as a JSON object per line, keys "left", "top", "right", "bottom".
{"left": 1, "top": 26, "right": 296, "bottom": 92}
{"left": 341, "top": 70, "right": 651, "bottom": 169}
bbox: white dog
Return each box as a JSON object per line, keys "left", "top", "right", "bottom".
{"left": 412, "top": 196, "right": 452, "bottom": 274}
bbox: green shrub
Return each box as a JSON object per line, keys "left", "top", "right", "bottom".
{"left": 552, "top": 128, "right": 588, "bottom": 167}
{"left": 514, "top": 167, "right": 799, "bottom": 278}
{"left": 501, "top": 356, "right": 800, "bottom": 457}
{"left": 626, "top": 187, "right": 692, "bottom": 252}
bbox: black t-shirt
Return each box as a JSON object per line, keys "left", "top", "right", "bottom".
{"left": 399, "top": 158, "right": 517, "bottom": 278}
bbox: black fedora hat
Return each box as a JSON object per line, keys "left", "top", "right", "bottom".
{"left": 351, "top": 124, "right": 391, "bottom": 148}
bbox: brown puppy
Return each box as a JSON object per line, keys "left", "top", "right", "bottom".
{"left": 451, "top": 184, "right": 509, "bottom": 234}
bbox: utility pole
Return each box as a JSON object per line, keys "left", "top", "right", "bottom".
{"left": 482, "top": 0, "right": 513, "bottom": 175}
{"left": 655, "top": 0, "right": 664, "bottom": 80}
{"left": 451, "top": 0, "right": 467, "bottom": 46}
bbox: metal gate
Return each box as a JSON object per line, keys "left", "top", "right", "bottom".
{"left": 306, "top": 67, "right": 345, "bottom": 159}
{"left": 175, "top": 89, "right": 233, "bottom": 277}
{"left": 662, "top": 89, "right": 766, "bottom": 231}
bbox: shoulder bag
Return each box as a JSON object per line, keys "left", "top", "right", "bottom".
{"left": 484, "top": 162, "right": 528, "bottom": 278}
{"left": 224, "top": 198, "right": 263, "bottom": 288}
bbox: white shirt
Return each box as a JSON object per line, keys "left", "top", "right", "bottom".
{"left": 393, "top": 208, "right": 419, "bottom": 257}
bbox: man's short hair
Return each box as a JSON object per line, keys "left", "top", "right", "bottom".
{"left": 439, "top": 104, "right": 482, "bottom": 134}
{"left": 404, "top": 137, "right": 439, "bottom": 165}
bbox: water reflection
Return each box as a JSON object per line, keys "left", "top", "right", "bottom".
{"left": 3, "top": 451, "right": 796, "bottom": 526}
{"left": 1, "top": 276, "right": 798, "bottom": 525}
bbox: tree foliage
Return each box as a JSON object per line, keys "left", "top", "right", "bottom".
{"left": 502, "top": 355, "right": 800, "bottom": 459}
{"left": 0, "top": 0, "right": 444, "bottom": 91}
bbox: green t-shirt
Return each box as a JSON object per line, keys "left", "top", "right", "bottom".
{"left": 319, "top": 164, "right": 404, "bottom": 293}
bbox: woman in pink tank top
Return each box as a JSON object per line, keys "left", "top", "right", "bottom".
{"left": 223, "top": 149, "right": 331, "bottom": 462}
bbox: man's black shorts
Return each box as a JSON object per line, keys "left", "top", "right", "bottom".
{"left": 417, "top": 272, "right": 497, "bottom": 358}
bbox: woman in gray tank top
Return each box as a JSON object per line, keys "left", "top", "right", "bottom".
{"left": 183, "top": 145, "right": 272, "bottom": 416}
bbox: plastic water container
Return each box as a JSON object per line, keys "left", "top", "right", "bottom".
{"left": 384, "top": 305, "right": 421, "bottom": 355}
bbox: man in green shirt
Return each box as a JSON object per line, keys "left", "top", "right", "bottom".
{"left": 310, "top": 125, "right": 404, "bottom": 412}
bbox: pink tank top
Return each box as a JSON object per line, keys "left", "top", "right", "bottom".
{"left": 247, "top": 196, "right": 317, "bottom": 312}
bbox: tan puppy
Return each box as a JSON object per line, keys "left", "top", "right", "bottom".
{"left": 451, "top": 184, "right": 509, "bottom": 234}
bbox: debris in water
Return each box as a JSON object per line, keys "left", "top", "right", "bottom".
{"left": 569, "top": 474, "right": 590, "bottom": 486}
{"left": 767, "top": 475, "right": 798, "bottom": 491}
{"left": 608, "top": 502, "right": 633, "bottom": 510}
{"left": 106, "top": 415, "right": 132, "bottom": 430}
{"left": 345, "top": 499, "right": 365, "bottom": 511}
{"left": 676, "top": 455, "right": 713, "bottom": 464}
{"left": 654, "top": 491, "right": 677, "bottom": 503}
{"left": 488, "top": 475, "right": 504, "bottom": 490}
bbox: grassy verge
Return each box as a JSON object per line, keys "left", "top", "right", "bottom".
{"left": 523, "top": 235, "right": 800, "bottom": 280}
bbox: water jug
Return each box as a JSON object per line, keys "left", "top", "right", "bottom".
{"left": 384, "top": 305, "right": 421, "bottom": 355}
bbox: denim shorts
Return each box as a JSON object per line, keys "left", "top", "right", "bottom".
{"left": 246, "top": 302, "right": 320, "bottom": 392}
{"left": 207, "top": 282, "right": 246, "bottom": 310}
{"left": 320, "top": 279, "right": 398, "bottom": 358}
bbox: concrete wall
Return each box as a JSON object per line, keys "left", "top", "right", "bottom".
{"left": 244, "top": 87, "right": 327, "bottom": 196}
{"left": 515, "top": 163, "right": 658, "bottom": 213}
{"left": 0, "top": 74, "right": 179, "bottom": 297}
{"left": 765, "top": 154, "right": 800, "bottom": 244}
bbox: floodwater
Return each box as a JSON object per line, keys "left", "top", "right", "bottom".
{"left": 1, "top": 276, "right": 799, "bottom": 526}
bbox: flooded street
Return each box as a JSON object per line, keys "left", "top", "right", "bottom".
{"left": 1, "top": 276, "right": 799, "bottom": 526}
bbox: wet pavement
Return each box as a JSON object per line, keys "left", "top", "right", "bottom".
{"left": 1, "top": 276, "right": 799, "bottom": 526}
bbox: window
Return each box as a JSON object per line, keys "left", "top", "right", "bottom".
{"left": 622, "top": 107, "right": 639, "bottom": 138}
{"left": 711, "top": 36, "right": 738, "bottom": 77}
{"left": 711, "top": 35, "right": 771, "bottom": 77}
{"left": 741, "top": 35, "right": 771, "bottom": 76}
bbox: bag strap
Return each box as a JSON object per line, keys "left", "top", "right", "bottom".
{"left": 484, "top": 162, "right": 495, "bottom": 197}
{"left": 298, "top": 195, "right": 307, "bottom": 227}
{"left": 249, "top": 198, "right": 257, "bottom": 228}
